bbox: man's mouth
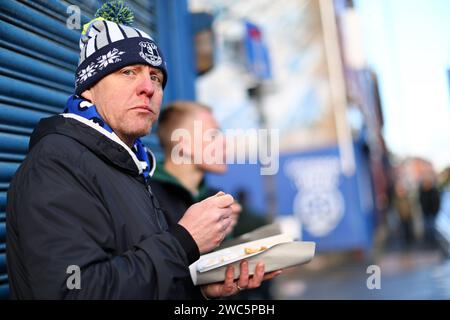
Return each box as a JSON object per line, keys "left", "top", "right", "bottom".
{"left": 132, "top": 105, "right": 155, "bottom": 115}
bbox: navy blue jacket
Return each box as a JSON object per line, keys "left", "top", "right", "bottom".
{"left": 6, "top": 115, "right": 201, "bottom": 299}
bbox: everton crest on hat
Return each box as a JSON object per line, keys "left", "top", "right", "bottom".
{"left": 74, "top": 0, "right": 168, "bottom": 95}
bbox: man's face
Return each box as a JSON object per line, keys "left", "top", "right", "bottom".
{"left": 192, "top": 110, "right": 227, "bottom": 174}
{"left": 82, "top": 64, "right": 164, "bottom": 146}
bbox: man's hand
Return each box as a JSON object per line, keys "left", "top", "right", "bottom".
{"left": 201, "top": 260, "right": 283, "bottom": 299}
{"left": 179, "top": 192, "right": 234, "bottom": 254}
{"left": 224, "top": 202, "right": 241, "bottom": 236}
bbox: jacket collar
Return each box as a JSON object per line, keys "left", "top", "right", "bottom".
{"left": 29, "top": 115, "right": 156, "bottom": 177}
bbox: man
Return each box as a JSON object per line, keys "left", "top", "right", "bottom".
{"left": 152, "top": 101, "right": 267, "bottom": 236}
{"left": 419, "top": 175, "right": 441, "bottom": 246}
{"left": 151, "top": 101, "right": 274, "bottom": 299}
{"left": 151, "top": 101, "right": 233, "bottom": 224}
{"left": 6, "top": 1, "right": 278, "bottom": 299}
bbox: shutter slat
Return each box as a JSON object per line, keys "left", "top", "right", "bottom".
{"left": 0, "top": 96, "right": 63, "bottom": 115}
{"left": 0, "top": 124, "right": 32, "bottom": 136}
{"left": 0, "top": 48, "right": 75, "bottom": 90}
{"left": 1, "top": 68, "right": 73, "bottom": 94}
{"left": 0, "top": 193, "right": 5, "bottom": 213}
{"left": 0, "top": 162, "right": 20, "bottom": 184}
{"left": 0, "top": 255, "right": 5, "bottom": 277}
{"left": 0, "top": 104, "right": 51, "bottom": 130}
{"left": 0, "top": 20, "right": 78, "bottom": 68}
{"left": 0, "top": 133, "right": 29, "bottom": 157}
{"left": 21, "top": 0, "right": 82, "bottom": 23}
{"left": 0, "top": 223, "right": 5, "bottom": 245}
{"left": 0, "top": 154, "right": 24, "bottom": 162}
{"left": 0, "top": 0, "right": 79, "bottom": 49}
{"left": 0, "top": 77, "right": 68, "bottom": 111}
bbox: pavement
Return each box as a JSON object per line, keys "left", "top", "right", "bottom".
{"left": 271, "top": 229, "right": 450, "bottom": 300}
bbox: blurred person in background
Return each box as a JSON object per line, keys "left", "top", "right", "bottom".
{"left": 438, "top": 168, "right": 450, "bottom": 191}
{"left": 394, "top": 182, "right": 414, "bottom": 247}
{"left": 419, "top": 175, "right": 441, "bottom": 247}
{"left": 151, "top": 101, "right": 241, "bottom": 233}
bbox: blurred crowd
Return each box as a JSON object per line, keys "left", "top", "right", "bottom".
{"left": 388, "top": 158, "right": 449, "bottom": 251}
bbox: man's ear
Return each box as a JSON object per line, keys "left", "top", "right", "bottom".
{"left": 81, "top": 89, "right": 93, "bottom": 102}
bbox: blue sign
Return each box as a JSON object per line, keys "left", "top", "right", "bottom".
{"left": 244, "top": 21, "right": 272, "bottom": 80}
{"left": 276, "top": 143, "right": 375, "bottom": 252}
{"left": 206, "top": 142, "right": 376, "bottom": 253}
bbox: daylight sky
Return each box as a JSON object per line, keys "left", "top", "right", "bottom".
{"left": 354, "top": 0, "right": 450, "bottom": 170}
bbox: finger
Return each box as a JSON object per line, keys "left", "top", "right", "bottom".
{"left": 263, "top": 270, "right": 283, "bottom": 281}
{"left": 228, "top": 217, "right": 237, "bottom": 229}
{"left": 224, "top": 218, "right": 236, "bottom": 236}
{"left": 225, "top": 265, "right": 235, "bottom": 283}
{"left": 238, "top": 260, "right": 249, "bottom": 288}
{"left": 221, "top": 217, "right": 232, "bottom": 231}
{"left": 203, "top": 191, "right": 226, "bottom": 203}
{"left": 248, "top": 263, "right": 265, "bottom": 288}
{"left": 214, "top": 194, "right": 235, "bottom": 208}
{"left": 217, "top": 231, "right": 226, "bottom": 245}
{"left": 231, "top": 203, "right": 242, "bottom": 214}
{"left": 223, "top": 265, "right": 236, "bottom": 293}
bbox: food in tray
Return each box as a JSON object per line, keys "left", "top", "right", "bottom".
{"left": 197, "top": 250, "right": 240, "bottom": 271}
{"left": 197, "top": 244, "right": 270, "bottom": 272}
{"left": 244, "top": 246, "right": 268, "bottom": 255}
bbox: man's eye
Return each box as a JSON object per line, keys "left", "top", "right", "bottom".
{"left": 150, "top": 74, "right": 162, "bottom": 83}
{"left": 122, "top": 69, "right": 135, "bottom": 76}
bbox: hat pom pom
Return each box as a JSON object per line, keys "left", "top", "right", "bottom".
{"left": 95, "top": 0, "right": 134, "bottom": 26}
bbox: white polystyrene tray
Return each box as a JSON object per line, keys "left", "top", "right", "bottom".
{"left": 195, "top": 233, "right": 293, "bottom": 273}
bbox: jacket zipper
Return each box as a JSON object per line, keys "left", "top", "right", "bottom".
{"left": 145, "top": 179, "right": 165, "bottom": 231}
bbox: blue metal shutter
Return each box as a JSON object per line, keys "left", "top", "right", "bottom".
{"left": 0, "top": 0, "right": 159, "bottom": 300}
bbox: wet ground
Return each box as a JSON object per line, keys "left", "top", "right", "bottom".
{"left": 272, "top": 231, "right": 450, "bottom": 300}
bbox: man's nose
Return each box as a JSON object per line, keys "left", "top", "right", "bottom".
{"left": 137, "top": 73, "right": 155, "bottom": 97}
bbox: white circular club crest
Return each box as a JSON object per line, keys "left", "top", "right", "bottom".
{"left": 139, "top": 41, "right": 163, "bottom": 67}
{"left": 294, "top": 190, "right": 345, "bottom": 237}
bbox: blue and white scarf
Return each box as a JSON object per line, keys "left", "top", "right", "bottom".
{"left": 63, "top": 94, "right": 153, "bottom": 179}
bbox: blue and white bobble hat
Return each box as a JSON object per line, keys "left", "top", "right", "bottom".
{"left": 75, "top": 0, "right": 168, "bottom": 96}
